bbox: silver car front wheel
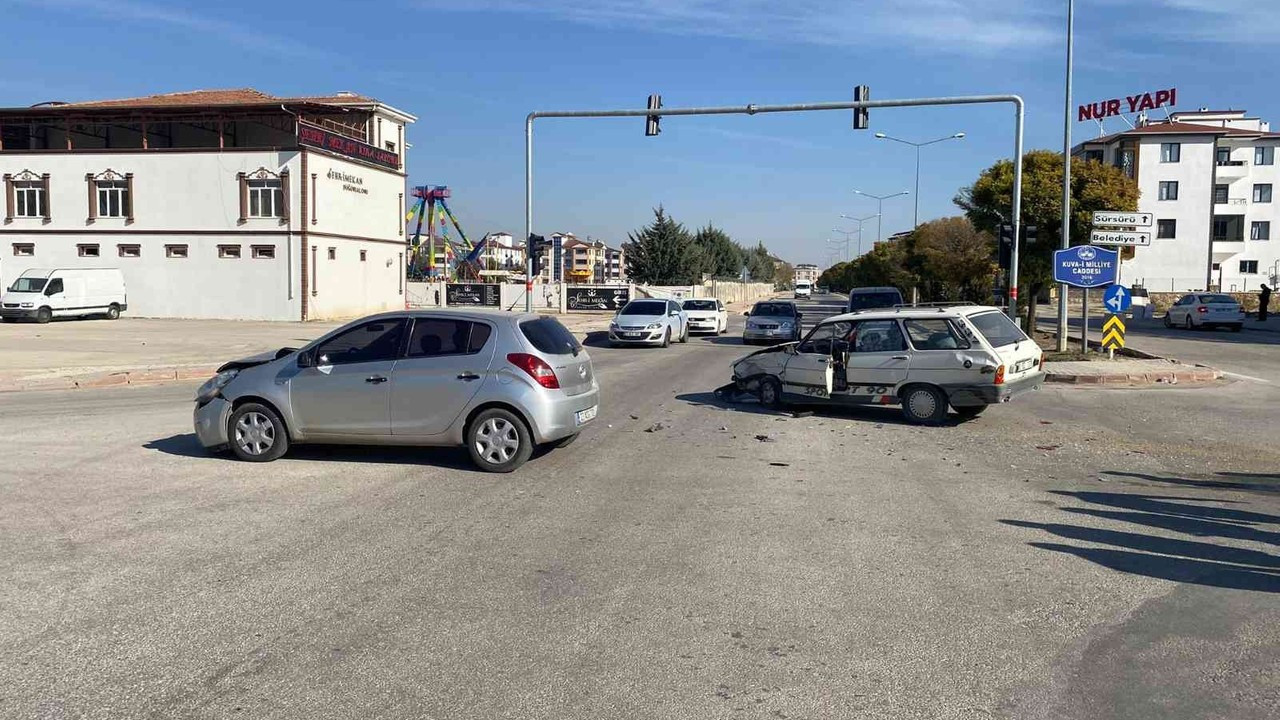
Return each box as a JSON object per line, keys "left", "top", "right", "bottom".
{"left": 228, "top": 402, "right": 289, "bottom": 462}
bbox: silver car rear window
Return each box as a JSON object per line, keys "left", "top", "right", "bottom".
{"left": 520, "top": 317, "right": 582, "bottom": 356}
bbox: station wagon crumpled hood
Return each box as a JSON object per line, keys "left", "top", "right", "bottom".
{"left": 216, "top": 347, "right": 298, "bottom": 373}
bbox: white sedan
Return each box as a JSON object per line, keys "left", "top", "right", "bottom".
{"left": 1164, "top": 293, "right": 1244, "bottom": 332}
{"left": 682, "top": 298, "right": 728, "bottom": 334}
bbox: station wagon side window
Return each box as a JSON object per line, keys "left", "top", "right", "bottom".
{"left": 849, "top": 320, "right": 907, "bottom": 353}
{"left": 406, "top": 319, "right": 492, "bottom": 357}
{"left": 903, "top": 319, "right": 971, "bottom": 351}
{"left": 316, "top": 319, "right": 407, "bottom": 366}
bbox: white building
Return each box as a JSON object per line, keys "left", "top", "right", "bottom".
{"left": 479, "top": 232, "right": 524, "bottom": 273}
{"left": 0, "top": 88, "right": 415, "bottom": 320}
{"left": 1075, "top": 109, "right": 1280, "bottom": 292}
{"left": 794, "top": 263, "right": 819, "bottom": 285}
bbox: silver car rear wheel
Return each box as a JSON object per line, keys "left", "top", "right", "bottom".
{"left": 467, "top": 408, "right": 533, "bottom": 473}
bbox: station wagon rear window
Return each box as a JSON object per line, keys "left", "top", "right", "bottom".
{"left": 520, "top": 316, "right": 581, "bottom": 356}
{"left": 967, "top": 311, "right": 1028, "bottom": 348}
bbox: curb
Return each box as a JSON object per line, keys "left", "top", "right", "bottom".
{"left": 0, "top": 365, "right": 219, "bottom": 394}
{"left": 1044, "top": 366, "right": 1222, "bottom": 386}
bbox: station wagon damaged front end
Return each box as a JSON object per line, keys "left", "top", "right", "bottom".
{"left": 730, "top": 343, "right": 794, "bottom": 391}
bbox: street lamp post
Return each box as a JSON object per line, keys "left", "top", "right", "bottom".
{"left": 852, "top": 190, "right": 910, "bottom": 244}
{"left": 873, "top": 132, "right": 965, "bottom": 228}
{"left": 826, "top": 237, "right": 852, "bottom": 263}
{"left": 830, "top": 228, "right": 858, "bottom": 261}
{"left": 839, "top": 213, "right": 878, "bottom": 257}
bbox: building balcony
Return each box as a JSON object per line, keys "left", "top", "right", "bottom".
{"left": 1215, "top": 197, "right": 1248, "bottom": 208}
{"left": 1216, "top": 160, "right": 1249, "bottom": 181}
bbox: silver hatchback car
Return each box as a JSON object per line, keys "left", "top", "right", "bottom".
{"left": 193, "top": 310, "right": 600, "bottom": 472}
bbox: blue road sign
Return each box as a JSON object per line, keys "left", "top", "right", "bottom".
{"left": 1103, "top": 284, "right": 1132, "bottom": 314}
{"left": 1053, "top": 246, "right": 1119, "bottom": 289}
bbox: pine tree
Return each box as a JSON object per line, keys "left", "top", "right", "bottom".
{"left": 623, "top": 206, "right": 696, "bottom": 284}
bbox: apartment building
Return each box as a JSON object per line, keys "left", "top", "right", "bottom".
{"left": 1075, "top": 109, "right": 1280, "bottom": 291}
{"left": 794, "top": 263, "right": 819, "bottom": 286}
{"left": 0, "top": 88, "right": 415, "bottom": 320}
{"left": 534, "top": 232, "right": 625, "bottom": 284}
{"left": 479, "top": 232, "right": 524, "bottom": 272}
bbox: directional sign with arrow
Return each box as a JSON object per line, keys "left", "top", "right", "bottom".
{"left": 1102, "top": 314, "right": 1126, "bottom": 350}
{"left": 1091, "top": 230, "right": 1151, "bottom": 246}
{"left": 1093, "top": 211, "right": 1152, "bottom": 227}
{"left": 1103, "top": 284, "right": 1132, "bottom": 314}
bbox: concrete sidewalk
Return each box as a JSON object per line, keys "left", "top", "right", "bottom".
{"left": 0, "top": 312, "right": 614, "bottom": 392}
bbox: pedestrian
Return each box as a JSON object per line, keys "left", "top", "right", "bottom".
{"left": 1259, "top": 284, "right": 1272, "bottom": 322}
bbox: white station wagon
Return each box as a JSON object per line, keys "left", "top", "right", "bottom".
{"left": 729, "top": 305, "right": 1044, "bottom": 424}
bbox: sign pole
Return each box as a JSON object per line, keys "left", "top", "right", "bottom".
{"left": 1081, "top": 288, "right": 1089, "bottom": 354}
{"left": 1057, "top": 0, "right": 1075, "bottom": 353}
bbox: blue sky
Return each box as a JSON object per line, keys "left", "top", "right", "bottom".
{"left": 2, "top": 0, "right": 1276, "bottom": 266}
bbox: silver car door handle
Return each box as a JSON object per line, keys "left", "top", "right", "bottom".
{"left": 457, "top": 372, "right": 481, "bottom": 381}
{"left": 891, "top": 355, "right": 909, "bottom": 360}
{"left": 365, "top": 376, "right": 388, "bottom": 384}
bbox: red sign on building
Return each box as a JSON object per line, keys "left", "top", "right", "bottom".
{"left": 297, "top": 122, "right": 400, "bottom": 171}
{"left": 1078, "top": 88, "right": 1177, "bottom": 123}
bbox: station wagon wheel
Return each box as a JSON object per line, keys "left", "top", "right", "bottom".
{"left": 228, "top": 402, "right": 289, "bottom": 462}
{"left": 758, "top": 377, "right": 783, "bottom": 409}
{"left": 900, "top": 385, "right": 948, "bottom": 425}
{"left": 467, "top": 408, "right": 533, "bottom": 473}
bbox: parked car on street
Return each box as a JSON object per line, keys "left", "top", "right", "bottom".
{"left": 1163, "top": 293, "right": 1244, "bottom": 331}
{"left": 1, "top": 267, "right": 127, "bottom": 323}
{"left": 193, "top": 311, "right": 599, "bottom": 473}
{"left": 730, "top": 305, "right": 1043, "bottom": 424}
{"left": 682, "top": 298, "right": 728, "bottom": 335}
{"left": 742, "top": 301, "right": 803, "bottom": 345}
{"left": 608, "top": 299, "right": 688, "bottom": 347}
{"left": 847, "top": 286, "right": 904, "bottom": 313}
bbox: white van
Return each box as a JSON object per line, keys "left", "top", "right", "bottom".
{"left": 1, "top": 268, "right": 127, "bottom": 323}
{"left": 794, "top": 281, "right": 813, "bottom": 299}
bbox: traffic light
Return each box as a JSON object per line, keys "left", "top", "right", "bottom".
{"left": 1022, "top": 224, "right": 1038, "bottom": 244}
{"left": 998, "top": 223, "right": 1014, "bottom": 270}
{"left": 645, "top": 94, "right": 662, "bottom": 137}
{"left": 853, "top": 85, "right": 870, "bottom": 130}
{"left": 528, "top": 234, "right": 547, "bottom": 277}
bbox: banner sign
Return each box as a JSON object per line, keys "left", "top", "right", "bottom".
{"left": 566, "top": 285, "right": 630, "bottom": 311}
{"left": 298, "top": 122, "right": 399, "bottom": 170}
{"left": 445, "top": 283, "right": 500, "bottom": 307}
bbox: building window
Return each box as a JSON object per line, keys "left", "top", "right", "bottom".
{"left": 1158, "top": 181, "right": 1178, "bottom": 201}
{"left": 117, "top": 244, "right": 141, "bottom": 258}
{"left": 327, "top": 247, "right": 336, "bottom": 260}
{"left": 1157, "top": 219, "right": 1176, "bottom": 239}
{"left": 1216, "top": 147, "right": 1232, "bottom": 165}
{"left": 166, "top": 244, "right": 188, "bottom": 258}
{"left": 1160, "top": 143, "right": 1180, "bottom": 163}
{"left": 1083, "top": 149, "right": 1104, "bottom": 164}
{"left": 1240, "top": 260, "right": 1259, "bottom": 274}
{"left": 359, "top": 249, "right": 367, "bottom": 262}
{"left": 218, "top": 244, "right": 242, "bottom": 259}
{"left": 1256, "top": 147, "right": 1275, "bottom": 166}
{"left": 385, "top": 141, "right": 396, "bottom": 153}
{"left": 1213, "top": 215, "right": 1245, "bottom": 242}
{"left": 78, "top": 243, "right": 100, "bottom": 257}
{"left": 251, "top": 245, "right": 276, "bottom": 259}
{"left": 14, "top": 180, "right": 47, "bottom": 217}
{"left": 1253, "top": 184, "right": 1272, "bottom": 203}
{"left": 12, "top": 243, "right": 34, "bottom": 256}
{"left": 248, "top": 179, "right": 283, "bottom": 218}
{"left": 1214, "top": 184, "right": 1229, "bottom": 204}
{"left": 1252, "top": 221, "right": 1271, "bottom": 241}
{"left": 96, "top": 180, "right": 130, "bottom": 218}
{"left": 1212, "top": 263, "right": 1221, "bottom": 272}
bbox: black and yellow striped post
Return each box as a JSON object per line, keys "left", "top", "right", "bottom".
{"left": 1102, "top": 314, "right": 1126, "bottom": 358}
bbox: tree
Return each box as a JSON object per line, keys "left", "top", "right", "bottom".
{"left": 745, "top": 242, "right": 776, "bottom": 283}
{"left": 691, "top": 224, "right": 744, "bottom": 278}
{"left": 910, "top": 217, "right": 996, "bottom": 302}
{"left": 955, "top": 150, "right": 1139, "bottom": 330}
{"left": 623, "top": 206, "right": 696, "bottom": 284}
{"left": 817, "top": 239, "right": 916, "bottom": 295}
{"left": 773, "top": 259, "right": 795, "bottom": 290}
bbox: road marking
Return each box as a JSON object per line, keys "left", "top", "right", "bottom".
{"left": 1221, "top": 371, "right": 1271, "bottom": 384}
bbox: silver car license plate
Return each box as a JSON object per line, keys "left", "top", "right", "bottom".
{"left": 575, "top": 406, "right": 598, "bottom": 426}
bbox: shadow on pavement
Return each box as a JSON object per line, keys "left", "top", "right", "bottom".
{"left": 1005, "top": 489, "right": 1280, "bottom": 593}
{"left": 144, "top": 433, "right": 489, "bottom": 472}
{"left": 675, "top": 390, "right": 924, "bottom": 426}
{"left": 1104, "top": 470, "right": 1280, "bottom": 494}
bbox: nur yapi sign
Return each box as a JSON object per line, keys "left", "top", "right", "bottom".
{"left": 1054, "top": 246, "right": 1119, "bottom": 289}
{"left": 1078, "top": 88, "right": 1176, "bottom": 122}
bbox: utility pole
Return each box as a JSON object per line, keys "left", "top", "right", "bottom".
{"left": 1057, "top": 0, "right": 1076, "bottom": 349}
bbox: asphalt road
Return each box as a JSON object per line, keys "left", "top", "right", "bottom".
{"left": 3, "top": 302, "right": 1279, "bottom": 719}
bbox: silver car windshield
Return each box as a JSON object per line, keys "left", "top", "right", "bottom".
{"left": 620, "top": 301, "right": 667, "bottom": 316}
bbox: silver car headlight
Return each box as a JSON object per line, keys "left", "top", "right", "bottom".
{"left": 646, "top": 322, "right": 663, "bottom": 330}
{"left": 195, "top": 369, "right": 239, "bottom": 403}
{"left": 779, "top": 321, "right": 794, "bottom": 329}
